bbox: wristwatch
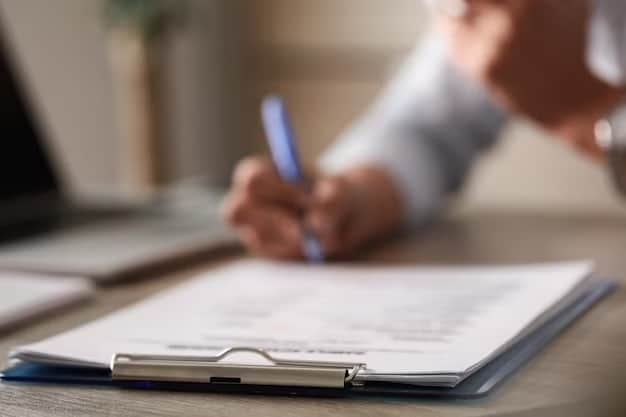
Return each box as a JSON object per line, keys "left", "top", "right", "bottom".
{"left": 595, "top": 101, "right": 626, "bottom": 196}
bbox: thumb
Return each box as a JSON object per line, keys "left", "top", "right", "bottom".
{"left": 306, "top": 177, "right": 355, "bottom": 252}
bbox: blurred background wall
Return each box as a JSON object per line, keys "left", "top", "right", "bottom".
{"left": 1, "top": 0, "right": 624, "bottom": 215}
{"left": 0, "top": 0, "right": 245, "bottom": 196}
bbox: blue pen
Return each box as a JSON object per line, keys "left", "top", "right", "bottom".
{"left": 261, "top": 95, "right": 325, "bottom": 263}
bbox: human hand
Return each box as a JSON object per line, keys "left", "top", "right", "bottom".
{"left": 439, "top": 0, "right": 625, "bottom": 158}
{"left": 222, "top": 157, "right": 403, "bottom": 259}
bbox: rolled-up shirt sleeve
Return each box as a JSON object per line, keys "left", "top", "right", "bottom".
{"left": 320, "top": 34, "right": 508, "bottom": 226}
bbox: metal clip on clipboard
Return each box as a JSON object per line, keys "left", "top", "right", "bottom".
{"left": 111, "top": 347, "right": 365, "bottom": 389}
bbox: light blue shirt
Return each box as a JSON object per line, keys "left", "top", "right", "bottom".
{"left": 321, "top": 1, "right": 626, "bottom": 225}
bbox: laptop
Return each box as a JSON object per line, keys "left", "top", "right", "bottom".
{"left": 0, "top": 25, "right": 236, "bottom": 283}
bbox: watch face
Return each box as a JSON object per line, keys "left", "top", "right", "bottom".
{"left": 595, "top": 119, "right": 613, "bottom": 151}
{"left": 597, "top": 102, "right": 626, "bottom": 196}
{"left": 609, "top": 104, "right": 626, "bottom": 148}
{"left": 607, "top": 145, "right": 626, "bottom": 196}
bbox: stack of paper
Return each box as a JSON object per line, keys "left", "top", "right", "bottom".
{"left": 9, "top": 259, "right": 594, "bottom": 387}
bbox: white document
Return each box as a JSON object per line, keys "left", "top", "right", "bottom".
{"left": 11, "top": 260, "right": 593, "bottom": 387}
{"left": 0, "top": 273, "right": 93, "bottom": 332}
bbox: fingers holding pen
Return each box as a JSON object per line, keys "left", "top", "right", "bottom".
{"left": 233, "top": 157, "right": 310, "bottom": 209}
{"left": 223, "top": 191, "right": 304, "bottom": 259}
{"left": 223, "top": 156, "right": 318, "bottom": 259}
{"left": 223, "top": 157, "right": 404, "bottom": 260}
{"left": 224, "top": 169, "right": 355, "bottom": 259}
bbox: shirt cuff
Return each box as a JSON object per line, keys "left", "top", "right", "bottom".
{"left": 319, "top": 126, "right": 447, "bottom": 227}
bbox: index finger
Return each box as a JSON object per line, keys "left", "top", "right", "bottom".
{"left": 233, "top": 157, "right": 309, "bottom": 208}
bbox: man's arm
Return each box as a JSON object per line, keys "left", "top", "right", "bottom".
{"left": 320, "top": 34, "right": 509, "bottom": 225}
{"left": 223, "top": 33, "right": 509, "bottom": 259}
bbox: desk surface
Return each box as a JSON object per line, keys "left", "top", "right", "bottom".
{"left": 1, "top": 211, "right": 626, "bottom": 417}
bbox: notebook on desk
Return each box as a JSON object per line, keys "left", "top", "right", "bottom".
{"left": 1, "top": 260, "right": 615, "bottom": 398}
{"left": 0, "top": 273, "right": 93, "bottom": 333}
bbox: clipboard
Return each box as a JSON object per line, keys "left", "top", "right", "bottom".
{"left": 1, "top": 281, "right": 616, "bottom": 399}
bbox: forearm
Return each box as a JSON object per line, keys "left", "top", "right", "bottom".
{"left": 321, "top": 33, "right": 508, "bottom": 226}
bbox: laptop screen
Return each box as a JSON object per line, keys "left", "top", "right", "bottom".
{"left": 0, "top": 26, "right": 59, "bottom": 205}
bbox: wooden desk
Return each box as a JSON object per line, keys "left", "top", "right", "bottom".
{"left": 2, "top": 212, "right": 626, "bottom": 417}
